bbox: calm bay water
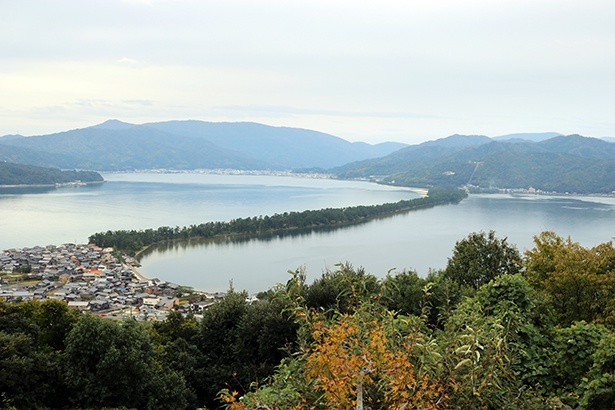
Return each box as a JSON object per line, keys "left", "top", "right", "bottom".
{"left": 2, "top": 173, "right": 614, "bottom": 293}
{"left": 0, "top": 172, "right": 417, "bottom": 249}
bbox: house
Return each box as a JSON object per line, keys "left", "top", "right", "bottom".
{"left": 142, "top": 297, "right": 160, "bottom": 307}
{"left": 191, "top": 300, "right": 215, "bottom": 313}
{"left": 68, "top": 301, "right": 90, "bottom": 311}
{"left": 89, "top": 299, "right": 110, "bottom": 311}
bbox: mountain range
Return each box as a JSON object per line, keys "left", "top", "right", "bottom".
{"left": 0, "top": 120, "right": 406, "bottom": 171}
{"left": 332, "top": 134, "right": 615, "bottom": 194}
{"left": 1, "top": 121, "right": 614, "bottom": 194}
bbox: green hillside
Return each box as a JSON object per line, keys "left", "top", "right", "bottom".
{"left": 333, "top": 134, "right": 615, "bottom": 194}
{"left": 0, "top": 120, "right": 406, "bottom": 171}
{"left": 0, "top": 162, "right": 103, "bottom": 186}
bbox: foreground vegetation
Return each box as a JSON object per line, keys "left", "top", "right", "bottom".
{"left": 88, "top": 187, "right": 466, "bottom": 255}
{"left": 2, "top": 231, "right": 615, "bottom": 409}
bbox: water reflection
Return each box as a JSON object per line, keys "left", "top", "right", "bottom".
{"left": 137, "top": 193, "right": 615, "bottom": 293}
{"left": 0, "top": 182, "right": 105, "bottom": 198}
{"left": 0, "top": 186, "right": 57, "bottom": 195}
{"left": 139, "top": 224, "right": 354, "bottom": 259}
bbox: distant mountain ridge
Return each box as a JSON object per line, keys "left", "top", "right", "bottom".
{"left": 493, "top": 132, "right": 563, "bottom": 142}
{"left": 2, "top": 121, "right": 613, "bottom": 193}
{"left": 332, "top": 134, "right": 615, "bottom": 194}
{"left": 0, "top": 120, "right": 407, "bottom": 171}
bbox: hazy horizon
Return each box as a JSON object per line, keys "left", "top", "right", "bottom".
{"left": 2, "top": 1, "right": 614, "bottom": 144}
{"left": 0, "top": 118, "right": 574, "bottom": 146}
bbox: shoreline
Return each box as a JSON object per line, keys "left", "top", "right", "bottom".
{"left": 124, "top": 263, "right": 148, "bottom": 282}
{"left": 0, "top": 180, "right": 105, "bottom": 189}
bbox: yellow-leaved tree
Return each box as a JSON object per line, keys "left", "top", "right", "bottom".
{"left": 304, "top": 304, "right": 445, "bottom": 410}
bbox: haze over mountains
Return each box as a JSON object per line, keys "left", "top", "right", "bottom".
{"left": 333, "top": 133, "right": 615, "bottom": 194}
{"left": 1, "top": 120, "right": 614, "bottom": 194}
{"left": 0, "top": 120, "right": 406, "bottom": 171}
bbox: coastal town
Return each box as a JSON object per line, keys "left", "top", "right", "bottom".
{"left": 0, "top": 243, "right": 225, "bottom": 320}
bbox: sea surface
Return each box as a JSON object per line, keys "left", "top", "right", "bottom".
{"left": 2, "top": 172, "right": 614, "bottom": 293}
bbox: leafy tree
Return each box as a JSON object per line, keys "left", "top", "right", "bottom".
{"left": 381, "top": 269, "right": 427, "bottom": 317}
{"left": 550, "top": 321, "right": 612, "bottom": 407}
{"left": 579, "top": 331, "right": 615, "bottom": 409}
{"left": 151, "top": 311, "right": 201, "bottom": 408}
{"left": 422, "top": 269, "right": 473, "bottom": 329}
{"left": 0, "top": 301, "right": 79, "bottom": 409}
{"left": 302, "top": 305, "right": 444, "bottom": 409}
{"left": 64, "top": 315, "right": 190, "bottom": 410}
{"left": 473, "top": 274, "right": 556, "bottom": 395}
{"left": 221, "top": 293, "right": 444, "bottom": 409}
{"left": 0, "top": 331, "right": 64, "bottom": 409}
{"left": 219, "top": 356, "right": 313, "bottom": 410}
{"left": 444, "top": 230, "right": 522, "bottom": 290}
{"left": 437, "top": 276, "right": 547, "bottom": 409}
{"left": 30, "top": 299, "right": 80, "bottom": 351}
{"left": 304, "top": 262, "right": 381, "bottom": 315}
{"left": 196, "top": 287, "right": 298, "bottom": 408}
{"left": 151, "top": 310, "right": 199, "bottom": 344}
{"left": 196, "top": 289, "right": 251, "bottom": 407}
{"left": 235, "top": 294, "right": 298, "bottom": 377}
{"left": 524, "top": 231, "right": 615, "bottom": 327}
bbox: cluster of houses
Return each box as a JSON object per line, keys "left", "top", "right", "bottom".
{"left": 0, "top": 243, "right": 221, "bottom": 320}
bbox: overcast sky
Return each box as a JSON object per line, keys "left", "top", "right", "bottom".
{"left": 1, "top": 0, "right": 614, "bottom": 144}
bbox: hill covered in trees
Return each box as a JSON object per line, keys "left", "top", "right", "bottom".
{"left": 2, "top": 231, "right": 615, "bottom": 409}
{"left": 3, "top": 121, "right": 613, "bottom": 194}
{"left": 0, "top": 162, "right": 103, "bottom": 186}
{"left": 0, "top": 120, "right": 406, "bottom": 171}
{"left": 332, "top": 134, "right": 615, "bottom": 194}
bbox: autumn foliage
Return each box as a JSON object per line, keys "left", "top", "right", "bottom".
{"left": 3, "top": 231, "right": 615, "bottom": 409}
{"left": 221, "top": 233, "right": 615, "bottom": 410}
{"left": 304, "top": 309, "right": 445, "bottom": 409}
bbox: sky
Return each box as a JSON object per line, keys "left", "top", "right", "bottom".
{"left": 1, "top": 0, "right": 614, "bottom": 145}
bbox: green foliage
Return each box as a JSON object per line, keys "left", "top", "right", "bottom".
{"left": 89, "top": 187, "right": 467, "bottom": 254}
{"left": 151, "top": 310, "right": 199, "bottom": 344}
{"left": 64, "top": 315, "right": 191, "bottom": 410}
{"left": 333, "top": 134, "right": 615, "bottom": 194}
{"left": 445, "top": 230, "right": 522, "bottom": 290}
{"left": 219, "top": 357, "right": 312, "bottom": 410}
{"left": 422, "top": 269, "right": 472, "bottom": 328}
{"left": 4, "top": 232, "right": 615, "bottom": 409}
{"left": 475, "top": 273, "right": 536, "bottom": 315}
{"left": 579, "top": 332, "right": 615, "bottom": 409}
{"left": 525, "top": 231, "right": 615, "bottom": 327}
{"left": 195, "top": 288, "right": 298, "bottom": 409}
{"left": 436, "top": 275, "right": 549, "bottom": 409}
{"left": 14, "top": 264, "right": 32, "bottom": 273}
{"left": 0, "top": 330, "right": 64, "bottom": 409}
{"left": 381, "top": 269, "right": 427, "bottom": 317}
{"left": 304, "top": 262, "right": 381, "bottom": 314}
{"left": 550, "top": 322, "right": 612, "bottom": 406}
{"left": 0, "top": 161, "right": 103, "bottom": 186}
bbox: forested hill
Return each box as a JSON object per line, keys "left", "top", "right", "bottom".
{"left": 0, "top": 120, "right": 407, "bottom": 171}
{"left": 0, "top": 162, "right": 103, "bottom": 186}
{"left": 332, "top": 134, "right": 615, "bottom": 194}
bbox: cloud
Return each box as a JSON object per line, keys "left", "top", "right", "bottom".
{"left": 122, "top": 99, "right": 153, "bottom": 106}
{"left": 116, "top": 57, "right": 139, "bottom": 67}
{"left": 215, "top": 105, "right": 441, "bottom": 120}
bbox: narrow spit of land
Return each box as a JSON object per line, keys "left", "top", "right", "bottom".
{"left": 88, "top": 187, "right": 467, "bottom": 256}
